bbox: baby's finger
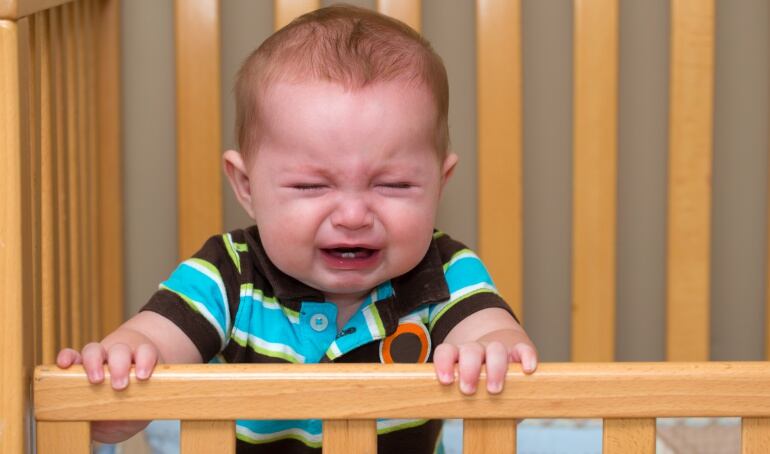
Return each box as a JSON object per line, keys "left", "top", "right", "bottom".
{"left": 433, "top": 343, "right": 459, "bottom": 384}
{"left": 56, "top": 348, "right": 82, "bottom": 368}
{"left": 510, "top": 342, "right": 538, "bottom": 374}
{"left": 484, "top": 341, "right": 508, "bottom": 394}
{"left": 133, "top": 344, "right": 158, "bottom": 380}
{"left": 106, "top": 343, "right": 133, "bottom": 390}
{"left": 457, "top": 343, "right": 484, "bottom": 395}
{"left": 82, "top": 342, "right": 107, "bottom": 383}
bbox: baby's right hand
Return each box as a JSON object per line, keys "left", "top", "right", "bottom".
{"left": 56, "top": 342, "right": 159, "bottom": 390}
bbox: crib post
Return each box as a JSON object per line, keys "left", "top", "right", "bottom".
{"left": 180, "top": 420, "right": 235, "bottom": 454}
{"left": 463, "top": 419, "right": 516, "bottom": 454}
{"left": 322, "top": 419, "right": 376, "bottom": 453}
{"left": 36, "top": 421, "right": 90, "bottom": 453}
{"left": 742, "top": 418, "right": 770, "bottom": 453}
{"left": 602, "top": 418, "right": 655, "bottom": 453}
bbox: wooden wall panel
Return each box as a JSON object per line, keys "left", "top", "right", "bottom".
{"left": 376, "top": 0, "right": 420, "bottom": 32}
{"left": 571, "top": 0, "right": 618, "bottom": 362}
{"left": 274, "top": 0, "right": 319, "bottom": 30}
{"left": 476, "top": 0, "right": 523, "bottom": 318}
{"left": 174, "top": 0, "right": 222, "bottom": 259}
{"left": 666, "top": 0, "right": 715, "bottom": 362}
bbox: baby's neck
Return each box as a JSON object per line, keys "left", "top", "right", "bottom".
{"left": 325, "top": 292, "right": 368, "bottom": 330}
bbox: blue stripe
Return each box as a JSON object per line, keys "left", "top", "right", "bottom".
{"left": 161, "top": 263, "right": 228, "bottom": 336}
{"left": 443, "top": 256, "right": 495, "bottom": 294}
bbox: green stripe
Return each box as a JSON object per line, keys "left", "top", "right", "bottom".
{"left": 369, "top": 303, "right": 386, "bottom": 337}
{"left": 222, "top": 234, "right": 242, "bottom": 274}
{"left": 159, "top": 284, "right": 201, "bottom": 315}
{"left": 233, "top": 241, "right": 248, "bottom": 252}
{"left": 377, "top": 419, "right": 429, "bottom": 435}
{"left": 433, "top": 230, "right": 445, "bottom": 239}
{"left": 429, "top": 288, "right": 496, "bottom": 331}
{"left": 237, "top": 431, "right": 322, "bottom": 448}
{"left": 442, "top": 248, "right": 473, "bottom": 272}
{"left": 232, "top": 333, "right": 302, "bottom": 363}
{"left": 189, "top": 257, "right": 223, "bottom": 280}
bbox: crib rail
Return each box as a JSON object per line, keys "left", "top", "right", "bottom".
{"left": 34, "top": 362, "right": 770, "bottom": 453}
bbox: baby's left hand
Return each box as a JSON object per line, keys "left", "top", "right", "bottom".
{"left": 433, "top": 340, "right": 537, "bottom": 395}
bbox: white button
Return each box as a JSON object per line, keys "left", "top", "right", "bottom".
{"left": 310, "top": 313, "right": 329, "bottom": 332}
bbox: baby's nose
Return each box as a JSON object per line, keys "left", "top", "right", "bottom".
{"left": 330, "top": 196, "right": 374, "bottom": 230}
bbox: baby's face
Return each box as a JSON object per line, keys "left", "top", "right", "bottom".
{"left": 246, "top": 80, "right": 456, "bottom": 304}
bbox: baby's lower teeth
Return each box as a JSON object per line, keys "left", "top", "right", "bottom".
{"left": 341, "top": 252, "right": 356, "bottom": 258}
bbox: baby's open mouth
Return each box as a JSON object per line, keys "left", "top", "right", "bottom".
{"left": 323, "top": 247, "right": 377, "bottom": 259}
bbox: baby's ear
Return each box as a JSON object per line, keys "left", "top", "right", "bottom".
{"left": 222, "top": 150, "right": 256, "bottom": 219}
{"left": 441, "top": 152, "right": 459, "bottom": 188}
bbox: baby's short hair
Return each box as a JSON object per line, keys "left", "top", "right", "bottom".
{"left": 234, "top": 4, "right": 449, "bottom": 159}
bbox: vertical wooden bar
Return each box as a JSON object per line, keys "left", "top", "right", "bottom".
{"left": 476, "top": 0, "right": 523, "bottom": 318}
{"left": 73, "top": 0, "right": 92, "bottom": 345}
{"left": 322, "top": 420, "right": 377, "bottom": 454}
{"left": 571, "top": 0, "right": 618, "bottom": 362}
{"left": 95, "top": 0, "right": 124, "bottom": 337}
{"left": 50, "top": 6, "right": 72, "bottom": 349}
{"left": 0, "top": 17, "right": 27, "bottom": 454}
{"left": 36, "top": 10, "right": 59, "bottom": 364}
{"left": 274, "top": 0, "right": 320, "bottom": 30}
{"left": 174, "top": 0, "right": 222, "bottom": 260}
{"left": 603, "top": 418, "right": 655, "bottom": 454}
{"left": 20, "top": 12, "right": 44, "bottom": 368}
{"left": 743, "top": 418, "right": 770, "bottom": 454}
{"left": 180, "top": 420, "right": 235, "bottom": 454}
{"left": 666, "top": 0, "right": 715, "bottom": 362}
{"left": 82, "top": 0, "right": 100, "bottom": 342}
{"left": 463, "top": 419, "right": 516, "bottom": 454}
{"left": 376, "top": 0, "right": 421, "bottom": 32}
{"left": 36, "top": 421, "right": 91, "bottom": 453}
{"left": 63, "top": 2, "right": 83, "bottom": 349}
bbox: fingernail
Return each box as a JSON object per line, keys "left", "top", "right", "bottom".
{"left": 112, "top": 377, "right": 127, "bottom": 389}
{"left": 488, "top": 381, "right": 502, "bottom": 394}
{"left": 136, "top": 368, "right": 147, "bottom": 380}
{"left": 460, "top": 381, "right": 475, "bottom": 395}
{"left": 440, "top": 372, "right": 453, "bottom": 384}
{"left": 526, "top": 358, "right": 537, "bottom": 372}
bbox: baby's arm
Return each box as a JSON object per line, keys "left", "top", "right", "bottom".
{"left": 56, "top": 311, "right": 202, "bottom": 442}
{"left": 433, "top": 308, "right": 537, "bottom": 395}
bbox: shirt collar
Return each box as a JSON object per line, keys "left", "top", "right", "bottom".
{"left": 243, "top": 226, "right": 450, "bottom": 330}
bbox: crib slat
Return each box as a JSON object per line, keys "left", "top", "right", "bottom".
{"left": 742, "top": 418, "right": 770, "bottom": 453}
{"left": 274, "top": 0, "right": 320, "bottom": 30}
{"left": 322, "top": 420, "right": 376, "bottom": 454}
{"left": 1, "top": 17, "right": 28, "bottom": 454}
{"left": 603, "top": 418, "right": 655, "bottom": 453}
{"left": 174, "top": 0, "right": 222, "bottom": 259}
{"left": 94, "top": 0, "right": 123, "bottom": 337}
{"left": 36, "top": 9, "right": 58, "bottom": 364}
{"left": 180, "top": 420, "right": 235, "bottom": 454}
{"left": 36, "top": 421, "right": 90, "bottom": 453}
{"left": 666, "top": 0, "right": 715, "bottom": 362}
{"left": 376, "top": 0, "right": 421, "bottom": 32}
{"left": 476, "top": 0, "right": 523, "bottom": 317}
{"left": 62, "top": 1, "right": 83, "bottom": 348}
{"left": 571, "top": 0, "right": 618, "bottom": 362}
{"left": 463, "top": 419, "right": 516, "bottom": 454}
{"left": 49, "top": 5, "right": 71, "bottom": 349}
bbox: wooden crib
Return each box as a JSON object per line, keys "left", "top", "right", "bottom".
{"left": 3, "top": 0, "right": 769, "bottom": 452}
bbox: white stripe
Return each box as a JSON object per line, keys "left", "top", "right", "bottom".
{"left": 430, "top": 281, "right": 498, "bottom": 322}
{"left": 232, "top": 327, "right": 305, "bottom": 363}
{"left": 236, "top": 425, "right": 322, "bottom": 444}
{"left": 444, "top": 249, "right": 478, "bottom": 270}
{"left": 184, "top": 260, "right": 231, "bottom": 336}
{"left": 240, "top": 285, "right": 299, "bottom": 324}
{"left": 328, "top": 342, "right": 343, "bottom": 359}
{"left": 363, "top": 305, "right": 383, "bottom": 338}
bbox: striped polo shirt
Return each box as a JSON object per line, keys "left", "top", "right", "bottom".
{"left": 142, "top": 226, "right": 515, "bottom": 454}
